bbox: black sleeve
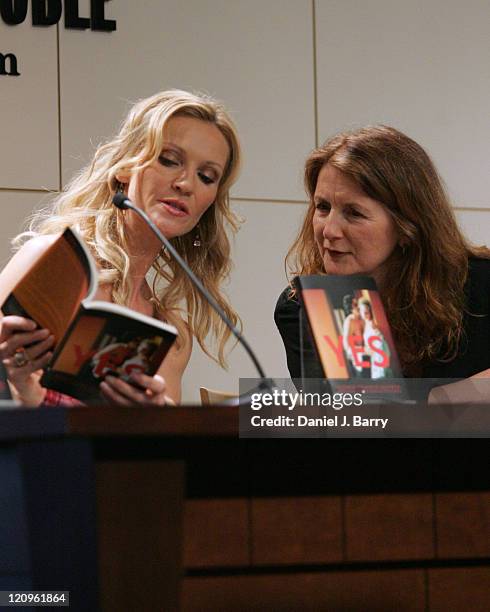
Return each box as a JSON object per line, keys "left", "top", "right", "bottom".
{"left": 456, "top": 257, "right": 490, "bottom": 374}
{"left": 422, "top": 257, "right": 490, "bottom": 379}
{"left": 274, "top": 287, "right": 324, "bottom": 380}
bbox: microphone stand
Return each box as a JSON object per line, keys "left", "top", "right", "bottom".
{"left": 112, "top": 193, "right": 272, "bottom": 405}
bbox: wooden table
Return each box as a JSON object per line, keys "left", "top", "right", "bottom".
{"left": 0, "top": 405, "right": 236, "bottom": 612}
{"left": 1, "top": 404, "right": 490, "bottom": 611}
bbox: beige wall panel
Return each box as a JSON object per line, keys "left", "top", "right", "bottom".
{"left": 454, "top": 210, "right": 490, "bottom": 247}
{"left": 59, "top": 0, "right": 315, "bottom": 200}
{"left": 181, "top": 200, "right": 306, "bottom": 403}
{"left": 0, "top": 191, "right": 55, "bottom": 267}
{"left": 315, "top": 0, "right": 490, "bottom": 208}
{"left": 0, "top": 23, "right": 59, "bottom": 190}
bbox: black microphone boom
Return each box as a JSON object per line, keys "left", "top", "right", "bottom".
{"left": 112, "top": 192, "right": 268, "bottom": 382}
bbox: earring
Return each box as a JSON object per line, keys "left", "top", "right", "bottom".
{"left": 193, "top": 225, "right": 201, "bottom": 247}
{"left": 113, "top": 182, "right": 127, "bottom": 221}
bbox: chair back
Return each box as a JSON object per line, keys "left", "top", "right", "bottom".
{"left": 200, "top": 387, "right": 237, "bottom": 406}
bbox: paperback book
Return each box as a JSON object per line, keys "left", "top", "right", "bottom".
{"left": 294, "top": 274, "right": 407, "bottom": 401}
{"left": 1, "top": 228, "right": 177, "bottom": 401}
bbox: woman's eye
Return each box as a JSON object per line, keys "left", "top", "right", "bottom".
{"left": 315, "top": 202, "right": 330, "bottom": 213}
{"left": 346, "top": 207, "right": 364, "bottom": 219}
{"left": 199, "top": 172, "right": 215, "bottom": 185}
{"left": 158, "top": 155, "right": 179, "bottom": 167}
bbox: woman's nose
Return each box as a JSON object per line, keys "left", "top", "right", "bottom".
{"left": 322, "top": 211, "right": 343, "bottom": 241}
{"left": 173, "top": 171, "right": 193, "bottom": 195}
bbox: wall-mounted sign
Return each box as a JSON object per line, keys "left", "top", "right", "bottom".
{"left": 1, "top": 0, "right": 116, "bottom": 76}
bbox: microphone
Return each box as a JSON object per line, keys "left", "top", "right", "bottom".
{"left": 112, "top": 193, "right": 132, "bottom": 210}
{"left": 112, "top": 193, "right": 271, "bottom": 398}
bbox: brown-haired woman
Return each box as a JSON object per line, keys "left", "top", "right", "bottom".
{"left": 275, "top": 125, "right": 490, "bottom": 392}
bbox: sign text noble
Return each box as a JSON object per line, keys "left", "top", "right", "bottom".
{"left": 1, "top": 0, "right": 116, "bottom": 31}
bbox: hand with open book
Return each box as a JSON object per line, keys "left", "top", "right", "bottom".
{"left": 0, "top": 314, "right": 174, "bottom": 407}
{"left": 100, "top": 372, "right": 174, "bottom": 407}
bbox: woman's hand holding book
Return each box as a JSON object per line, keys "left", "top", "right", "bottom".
{"left": 0, "top": 315, "right": 55, "bottom": 405}
{"left": 100, "top": 372, "right": 172, "bottom": 406}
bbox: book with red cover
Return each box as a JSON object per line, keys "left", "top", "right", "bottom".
{"left": 294, "top": 274, "right": 407, "bottom": 399}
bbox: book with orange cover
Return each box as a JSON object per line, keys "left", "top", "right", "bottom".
{"left": 294, "top": 274, "right": 407, "bottom": 400}
{"left": 1, "top": 228, "right": 177, "bottom": 401}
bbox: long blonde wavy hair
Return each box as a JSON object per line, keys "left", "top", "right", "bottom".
{"left": 18, "top": 89, "right": 242, "bottom": 366}
{"left": 287, "top": 125, "right": 490, "bottom": 373}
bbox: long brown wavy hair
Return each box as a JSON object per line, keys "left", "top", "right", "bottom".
{"left": 17, "top": 90, "right": 241, "bottom": 367}
{"left": 287, "top": 125, "right": 490, "bottom": 372}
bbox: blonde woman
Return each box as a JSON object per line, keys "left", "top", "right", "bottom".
{"left": 0, "top": 89, "right": 241, "bottom": 406}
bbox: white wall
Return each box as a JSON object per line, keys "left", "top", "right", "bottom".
{"left": 1, "top": 0, "right": 489, "bottom": 402}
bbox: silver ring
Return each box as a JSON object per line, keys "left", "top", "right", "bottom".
{"left": 13, "top": 349, "right": 29, "bottom": 368}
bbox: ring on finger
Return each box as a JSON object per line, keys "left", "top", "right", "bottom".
{"left": 13, "top": 349, "right": 29, "bottom": 368}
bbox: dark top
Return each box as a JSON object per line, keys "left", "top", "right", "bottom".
{"left": 274, "top": 257, "right": 490, "bottom": 381}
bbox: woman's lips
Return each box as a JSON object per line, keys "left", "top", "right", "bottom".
{"left": 160, "top": 199, "right": 189, "bottom": 217}
{"left": 325, "top": 248, "right": 349, "bottom": 258}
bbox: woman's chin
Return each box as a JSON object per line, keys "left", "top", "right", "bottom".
{"left": 150, "top": 215, "right": 192, "bottom": 240}
{"left": 324, "top": 262, "right": 353, "bottom": 276}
